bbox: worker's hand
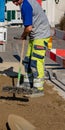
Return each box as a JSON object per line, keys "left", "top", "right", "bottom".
{"left": 21, "top": 36, "right": 27, "bottom": 40}
{"left": 21, "top": 33, "right": 27, "bottom": 40}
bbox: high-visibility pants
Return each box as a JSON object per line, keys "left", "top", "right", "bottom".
{"left": 23, "top": 37, "right": 52, "bottom": 89}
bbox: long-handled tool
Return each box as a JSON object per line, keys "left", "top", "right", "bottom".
{"left": 8, "top": 114, "right": 36, "bottom": 130}
{"left": 2, "top": 39, "right": 32, "bottom": 96}
{"left": 17, "top": 39, "right": 25, "bottom": 87}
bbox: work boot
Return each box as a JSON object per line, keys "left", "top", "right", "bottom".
{"left": 33, "top": 78, "right": 44, "bottom": 88}
{"left": 25, "top": 78, "right": 44, "bottom": 97}
{"left": 31, "top": 78, "right": 44, "bottom": 97}
{"left": 25, "top": 87, "right": 44, "bottom": 97}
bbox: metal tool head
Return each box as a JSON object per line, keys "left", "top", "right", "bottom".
{"left": 8, "top": 114, "right": 36, "bottom": 130}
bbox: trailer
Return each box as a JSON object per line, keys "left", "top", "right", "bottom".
{"left": 46, "top": 49, "right": 65, "bottom": 92}
{"left": 46, "top": 49, "right": 65, "bottom": 68}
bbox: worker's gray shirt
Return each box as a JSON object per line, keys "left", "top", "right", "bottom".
{"left": 21, "top": 0, "right": 51, "bottom": 40}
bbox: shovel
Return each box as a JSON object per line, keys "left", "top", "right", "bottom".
{"left": 8, "top": 114, "right": 36, "bottom": 130}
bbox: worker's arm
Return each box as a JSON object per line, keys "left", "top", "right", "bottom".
{"left": 21, "top": 25, "right": 32, "bottom": 40}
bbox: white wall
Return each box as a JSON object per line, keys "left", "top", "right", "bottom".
{"left": 55, "top": 0, "right": 65, "bottom": 24}
{"left": 42, "top": 0, "right": 65, "bottom": 26}
{"left": 47, "top": 0, "right": 55, "bottom": 27}
{"left": 6, "top": 2, "right": 20, "bottom": 11}
{"left": 42, "top": 0, "right": 55, "bottom": 27}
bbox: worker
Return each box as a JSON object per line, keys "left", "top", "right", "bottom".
{"left": 12, "top": 0, "right": 52, "bottom": 97}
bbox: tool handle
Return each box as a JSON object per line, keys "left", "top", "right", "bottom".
{"left": 20, "top": 40, "right": 25, "bottom": 64}
{"left": 17, "top": 40, "right": 25, "bottom": 87}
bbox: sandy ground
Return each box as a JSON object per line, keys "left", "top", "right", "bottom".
{"left": 0, "top": 27, "right": 65, "bottom": 130}
{"left": 0, "top": 75, "right": 65, "bottom": 130}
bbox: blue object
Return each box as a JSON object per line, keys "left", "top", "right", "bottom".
{"left": 21, "top": 0, "right": 33, "bottom": 26}
{"left": 0, "top": 0, "right": 5, "bottom": 22}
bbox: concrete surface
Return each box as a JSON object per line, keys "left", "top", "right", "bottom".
{"left": 0, "top": 26, "right": 65, "bottom": 98}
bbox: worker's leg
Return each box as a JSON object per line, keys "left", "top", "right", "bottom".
{"left": 29, "top": 38, "right": 51, "bottom": 96}
{"left": 23, "top": 41, "right": 33, "bottom": 88}
{"left": 31, "top": 39, "right": 46, "bottom": 92}
{"left": 23, "top": 37, "right": 51, "bottom": 96}
{"left": 32, "top": 36, "right": 52, "bottom": 88}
